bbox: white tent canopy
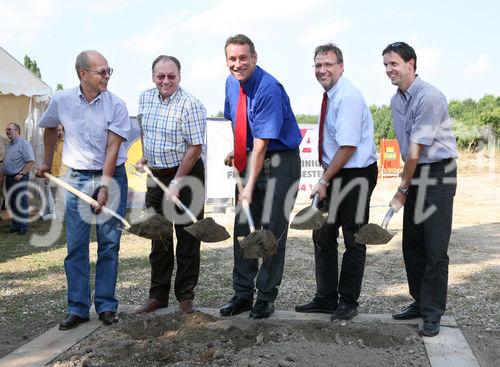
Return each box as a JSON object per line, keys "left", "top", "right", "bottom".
{"left": 0, "top": 46, "right": 52, "bottom": 163}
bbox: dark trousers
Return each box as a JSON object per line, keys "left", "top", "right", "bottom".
{"left": 233, "top": 149, "right": 301, "bottom": 302}
{"left": 5, "top": 174, "right": 30, "bottom": 231}
{"left": 403, "top": 159, "right": 457, "bottom": 322}
{"left": 313, "top": 162, "right": 378, "bottom": 307}
{"left": 145, "top": 159, "right": 205, "bottom": 304}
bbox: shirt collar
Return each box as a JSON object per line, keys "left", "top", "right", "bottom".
{"left": 156, "top": 86, "right": 181, "bottom": 103}
{"left": 398, "top": 75, "right": 421, "bottom": 100}
{"left": 325, "top": 75, "right": 345, "bottom": 100}
{"left": 241, "top": 65, "right": 263, "bottom": 94}
{"left": 78, "top": 85, "right": 103, "bottom": 104}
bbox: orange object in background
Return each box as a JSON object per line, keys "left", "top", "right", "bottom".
{"left": 379, "top": 139, "right": 401, "bottom": 177}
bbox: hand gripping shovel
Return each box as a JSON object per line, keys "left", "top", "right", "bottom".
{"left": 143, "top": 166, "right": 230, "bottom": 243}
{"left": 354, "top": 207, "right": 396, "bottom": 245}
{"left": 44, "top": 173, "right": 171, "bottom": 240}
{"left": 233, "top": 170, "right": 277, "bottom": 259}
{"left": 290, "top": 193, "right": 326, "bottom": 230}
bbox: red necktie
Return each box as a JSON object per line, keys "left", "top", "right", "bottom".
{"left": 318, "top": 92, "right": 328, "bottom": 163}
{"left": 234, "top": 85, "right": 247, "bottom": 172}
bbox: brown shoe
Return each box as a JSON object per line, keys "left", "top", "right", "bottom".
{"left": 179, "top": 299, "right": 195, "bottom": 314}
{"left": 135, "top": 298, "right": 168, "bottom": 313}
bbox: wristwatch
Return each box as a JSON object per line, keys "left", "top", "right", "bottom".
{"left": 397, "top": 186, "right": 409, "bottom": 195}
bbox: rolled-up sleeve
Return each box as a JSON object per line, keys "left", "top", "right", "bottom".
{"left": 109, "top": 102, "right": 130, "bottom": 142}
{"left": 410, "top": 95, "right": 443, "bottom": 146}
{"left": 333, "top": 95, "right": 364, "bottom": 147}
{"left": 38, "top": 95, "right": 60, "bottom": 128}
{"left": 182, "top": 99, "right": 206, "bottom": 146}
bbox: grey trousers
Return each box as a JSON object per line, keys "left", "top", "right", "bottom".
{"left": 403, "top": 158, "right": 457, "bottom": 322}
{"left": 232, "top": 148, "right": 301, "bottom": 302}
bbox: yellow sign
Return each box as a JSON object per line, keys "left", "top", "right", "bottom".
{"left": 125, "top": 138, "right": 147, "bottom": 192}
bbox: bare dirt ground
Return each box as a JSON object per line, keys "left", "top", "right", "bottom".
{"left": 1, "top": 153, "right": 499, "bottom": 366}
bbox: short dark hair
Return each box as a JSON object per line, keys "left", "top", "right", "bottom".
{"left": 314, "top": 43, "right": 343, "bottom": 64}
{"left": 382, "top": 42, "right": 417, "bottom": 71}
{"left": 152, "top": 55, "right": 181, "bottom": 73}
{"left": 224, "top": 34, "right": 256, "bottom": 55}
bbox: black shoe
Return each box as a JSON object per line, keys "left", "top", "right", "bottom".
{"left": 295, "top": 300, "right": 336, "bottom": 314}
{"left": 331, "top": 302, "right": 358, "bottom": 320}
{"left": 249, "top": 300, "right": 274, "bottom": 319}
{"left": 392, "top": 302, "right": 421, "bottom": 320}
{"left": 220, "top": 296, "right": 253, "bottom": 316}
{"left": 59, "top": 314, "right": 89, "bottom": 330}
{"left": 6, "top": 227, "right": 18, "bottom": 234}
{"left": 419, "top": 320, "right": 440, "bottom": 337}
{"left": 99, "top": 311, "right": 118, "bottom": 325}
{"left": 17, "top": 228, "right": 27, "bottom": 235}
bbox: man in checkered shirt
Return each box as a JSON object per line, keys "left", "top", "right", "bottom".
{"left": 135, "top": 55, "right": 206, "bottom": 315}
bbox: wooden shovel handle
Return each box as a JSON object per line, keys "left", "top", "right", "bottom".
{"left": 232, "top": 169, "right": 256, "bottom": 232}
{"left": 43, "top": 172, "right": 131, "bottom": 229}
{"left": 142, "top": 166, "right": 198, "bottom": 223}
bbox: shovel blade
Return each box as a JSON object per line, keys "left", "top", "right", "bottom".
{"left": 290, "top": 206, "right": 326, "bottom": 230}
{"left": 354, "top": 223, "right": 395, "bottom": 245}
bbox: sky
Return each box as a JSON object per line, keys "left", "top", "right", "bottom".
{"left": 1, "top": 0, "right": 498, "bottom": 116}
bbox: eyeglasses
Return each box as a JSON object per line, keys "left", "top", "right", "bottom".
{"left": 83, "top": 68, "right": 113, "bottom": 77}
{"left": 154, "top": 73, "right": 179, "bottom": 81}
{"left": 313, "top": 62, "right": 340, "bottom": 70}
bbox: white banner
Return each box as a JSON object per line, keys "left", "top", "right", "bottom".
{"left": 125, "top": 118, "right": 322, "bottom": 204}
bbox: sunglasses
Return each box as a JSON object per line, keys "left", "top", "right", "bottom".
{"left": 83, "top": 68, "right": 113, "bottom": 77}
{"left": 154, "top": 73, "right": 178, "bottom": 81}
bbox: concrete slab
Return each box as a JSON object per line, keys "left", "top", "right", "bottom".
{"left": 0, "top": 315, "right": 101, "bottom": 367}
{"left": 0, "top": 306, "right": 479, "bottom": 367}
{"left": 423, "top": 326, "right": 481, "bottom": 367}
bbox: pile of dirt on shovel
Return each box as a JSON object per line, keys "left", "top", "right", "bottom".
{"left": 355, "top": 224, "right": 395, "bottom": 244}
{"left": 240, "top": 230, "right": 277, "bottom": 258}
{"left": 127, "top": 213, "right": 173, "bottom": 240}
{"left": 47, "top": 311, "right": 430, "bottom": 367}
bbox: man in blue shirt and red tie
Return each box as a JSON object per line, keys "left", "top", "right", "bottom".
{"left": 219, "top": 34, "right": 302, "bottom": 319}
{"left": 294, "top": 43, "right": 378, "bottom": 320}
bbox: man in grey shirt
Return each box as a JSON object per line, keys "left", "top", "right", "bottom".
{"left": 382, "top": 42, "right": 458, "bottom": 337}
{"left": 0, "top": 123, "right": 35, "bottom": 235}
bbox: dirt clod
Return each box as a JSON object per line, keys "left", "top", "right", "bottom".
{"left": 354, "top": 224, "right": 395, "bottom": 244}
{"left": 127, "top": 214, "right": 173, "bottom": 240}
{"left": 240, "top": 230, "right": 277, "bottom": 258}
{"left": 184, "top": 217, "right": 230, "bottom": 242}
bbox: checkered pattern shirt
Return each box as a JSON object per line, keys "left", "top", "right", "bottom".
{"left": 138, "top": 87, "right": 206, "bottom": 168}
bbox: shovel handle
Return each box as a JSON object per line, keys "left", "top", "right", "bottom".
{"left": 233, "top": 170, "right": 256, "bottom": 232}
{"left": 311, "top": 193, "right": 320, "bottom": 209}
{"left": 381, "top": 207, "right": 395, "bottom": 229}
{"left": 142, "top": 166, "right": 198, "bottom": 223}
{"left": 43, "top": 172, "right": 131, "bottom": 230}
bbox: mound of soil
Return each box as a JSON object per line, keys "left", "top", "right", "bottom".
{"left": 48, "top": 311, "right": 429, "bottom": 367}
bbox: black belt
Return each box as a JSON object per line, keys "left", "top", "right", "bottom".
{"left": 71, "top": 163, "right": 125, "bottom": 174}
{"left": 150, "top": 166, "right": 178, "bottom": 176}
{"left": 417, "top": 158, "right": 454, "bottom": 167}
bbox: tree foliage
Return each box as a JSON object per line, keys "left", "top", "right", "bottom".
{"left": 292, "top": 95, "right": 499, "bottom": 150}
{"left": 23, "top": 55, "right": 42, "bottom": 79}
{"left": 56, "top": 83, "right": 64, "bottom": 91}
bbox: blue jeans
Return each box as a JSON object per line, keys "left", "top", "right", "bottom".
{"left": 64, "top": 164, "right": 127, "bottom": 317}
{"left": 5, "top": 174, "right": 30, "bottom": 231}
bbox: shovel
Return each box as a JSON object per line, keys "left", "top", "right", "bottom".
{"left": 354, "top": 207, "right": 396, "bottom": 245}
{"left": 44, "top": 173, "right": 173, "bottom": 240}
{"left": 143, "top": 166, "right": 230, "bottom": 243}
{"left": 233, "top": 170, "right": 277, "bottom": 259}
{"left": 290, "top": 193, "right": 326, "bottom": 230}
